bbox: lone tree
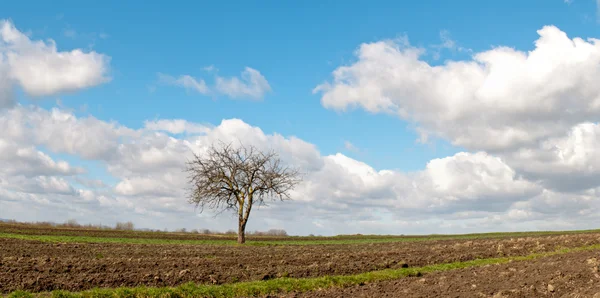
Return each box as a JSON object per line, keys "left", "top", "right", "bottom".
{"left": 185, "top": 142, "right": 302, "bottom": 244}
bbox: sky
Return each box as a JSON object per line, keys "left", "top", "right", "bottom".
{"left": 1, "top": 0, "right": 600, "bottom": 235}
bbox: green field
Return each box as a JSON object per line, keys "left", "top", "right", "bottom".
{"left": 2, "top": 226, "right": 600, "bottom": 246}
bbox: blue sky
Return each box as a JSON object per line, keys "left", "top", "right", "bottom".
{"left": 2, "top": 0, "right": 600, "bottom": 234}
{"left": 9, "top": 0, "right": 595, "bottom": 171}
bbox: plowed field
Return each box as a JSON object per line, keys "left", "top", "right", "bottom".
{"left": 280, "top": 250, "right": 600, "bottom": 298}
{"left": 3, "top": 229, "right": 600, "bottom": 295}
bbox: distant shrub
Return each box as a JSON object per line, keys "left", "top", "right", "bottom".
{"left": 249, "top": 229, "right": 288, "bottom": 236}
{"left": 115, "top": 221, "right": 135, "bottom": 231}
{"left": 36, "top": 221, "right": 55, "bottom": 227}
{"left": 225, "top": 229, "right": 236, "bottom": 235}
{"left": 84, "top": 223, "right": 109, "bottom": 230}
{"left": 64, "top": 219, "right": 81, "bottom": 228}
{"left": 266, "top": 229, "right": 288, "bottom": 236}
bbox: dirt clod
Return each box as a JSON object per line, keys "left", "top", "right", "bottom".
{"left": 209, "top": 275, "right": 218, "bottom": 284}
{"left": 178, "top": 269, "right": 189, "bottom": 277}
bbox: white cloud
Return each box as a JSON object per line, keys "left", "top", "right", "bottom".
{"left": 2, "top": 104, "right": 599, "bottom": 235}
{"left": 0, "top": 61, "right": 13, "bottom": 108}
{"left": 74, "top": 177, "right": 107, "bottom": 189}
{"left": 315, "top": 25, "right": 600, "bottom": 153}
{"left": 158, "top": 73, "right": 209, "bottom": 94}
{"left": 203, "top": 65, "right": 217, "bottom": 72}
{"left": 114, "top": 175, "right": 180, "bottom": 197}
{"left": 438, "top": 30, "right": 456, "bottom": 50}
{"left": 513, "top": 189, "right": 596, "bottom": 217}
{"left": 20, "top": 107, "right": 136, "bottom": 160}
{"left": 215, "top": 67, "right": 271, "bottom": 99}
{"left": 160, "top": 67, "right": 271, "bottom": 100}
{"left": 430, "top": 30, "right": 471, "bottom": 60}
{"left": 315, "top": 25, "right": 600, "bottom": 197}
{"left": 298, "top": 151, "right": 539, "bottom": 217}
{"left": 344, "top": 141, "right": 360, "bottom": 153}
{"left": 420, "top": 152, "right": 540, "bottom": 210}
{"left": 144, "top": 119, "right": 211, "bottom": 135}
{"left": 3, "top": 23, "right": 600, "bottom": 235}
{"left": 0, "top": 139, "right": 84, "bottom": 177}
{"left": 504, "top": 122, "right": 600, "bottom": 192}
{"left": 5, "top": 176, "right": 76, "bottom": 195}
{"left": 63, "top": 28, "right": 77, "bottom": 38}
{"left": 0, "top": 20, "right": 110, "bottom": 105}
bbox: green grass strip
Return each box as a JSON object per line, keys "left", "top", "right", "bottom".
{"left": 7, "top": 243, "right": 600, "bottom": 298}
{"left": 3, "top": 229, "right": 600, "bottom": 246}
{"left": 0, "top": 233, "right": 238, "bottom": 246}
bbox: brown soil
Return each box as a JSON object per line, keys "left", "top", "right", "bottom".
{"left": 2, "top": 233, "right": 600, "bottom": 293}
{"left": 280, "top": 250, "right": 600, "bottom": 298}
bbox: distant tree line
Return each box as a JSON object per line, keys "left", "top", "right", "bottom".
{"left": 1, "top": 219, "right": 288, "bottom": 236}
{"left": 181, "top": 228, "right": 288, "bottom": 236}
{"left": 2, "top": 219, "right": 137, "bottom": 231}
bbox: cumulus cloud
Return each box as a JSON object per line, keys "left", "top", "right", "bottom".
{"left": 315, "top": 25, "right": 600, "bottom": 152}
{"left": 418, "top": 152, "right": 541, "bottom": 212}
{"left": 0, "top": 104, "right": 540, "bottom": 234}
{"left": 0, "top": 139, "right": 84, "bottom": 177}
{"left": 144, "top": 119, "right": 211, "bottom": 135}
{"left": 0, "top": 62, "right": 13, "bottom": 109}
{"left": 159, "top": 67, "right": 271, "bottom": 100}
{"left": 3, "top": 23, "right": 600, "bottom": 235}
{"left": 0, "top": 129, "right": 108, "bottom": 221}
{"left": 0, "top": 20, "right": 110, "bottom": 107}
{"left": 5, "top": 176, "right": 76, "bottom": 195}
{"left": 114, "top": 175, "right": 180, "bottom": 197}
{"left": 504, "top": 122, "right": 600, "bottom": 192}
{"left": 2, "top": 103, "right": 599, "bottom": 234}
{"left": 298, "top": 152, "right": 539, "bottom": 217}
{"left": 74, "top": 177, "right": 107, "bottom": 189}
{"left": 315, "top": 25, "right": 600, "bottom": 196}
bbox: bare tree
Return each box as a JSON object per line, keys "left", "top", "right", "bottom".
{"left": 185, "top": 142, "right": 302, "bottom": 244}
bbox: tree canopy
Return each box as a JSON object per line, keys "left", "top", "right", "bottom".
{"left": 185, "top": 142, "right": 302, "bottom": 243}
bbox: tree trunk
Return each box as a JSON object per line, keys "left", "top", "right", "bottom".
{"left": 237, "top": 220, "right": 246, "bottom": 244}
